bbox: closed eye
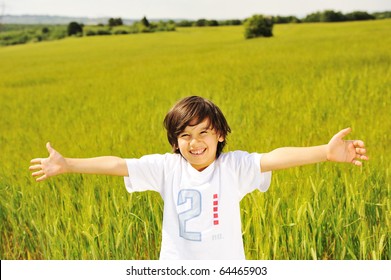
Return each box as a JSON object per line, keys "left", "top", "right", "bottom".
{"left": 180, "top": 133, "right": 190, "bottom": 138}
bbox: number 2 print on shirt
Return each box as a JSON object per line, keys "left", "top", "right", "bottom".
{"left": 177, "top": 190, "right": 220, "bottom": 241}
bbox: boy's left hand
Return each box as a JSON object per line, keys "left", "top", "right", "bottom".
{"left": 327, "top": 128, "right": 369, "bottom": 166}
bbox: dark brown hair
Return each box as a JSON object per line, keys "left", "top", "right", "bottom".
{"left": 163, "top": 96, "right": 231, "bottom": 158}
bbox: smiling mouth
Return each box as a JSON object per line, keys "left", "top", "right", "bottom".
{"left": 190, "top": 148, "right": 206, "bottom": 155}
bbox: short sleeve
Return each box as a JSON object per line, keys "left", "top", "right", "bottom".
{"left": 223, "top": 151, "right": 272, "bottom": 200}
{"left": 123, "top": 154, "right": 167, "bottom": 194}
{"left": 252, "top": 153, "right": 272, "bottom": 192}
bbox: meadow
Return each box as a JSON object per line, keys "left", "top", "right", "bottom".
{"left": 0, "top": 19, "right": 390, "bottom": 260}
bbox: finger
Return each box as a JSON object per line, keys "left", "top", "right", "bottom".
{"left": 29, "top": 164, "right": 42, "bottom": 171}
{"left": 353, "top": 160, "right": 362, "bottom": 166}
{"left": 360, "top": 155, "right": 369, "bottom": 161}
{"left": 30, "top": 158, "right": 43, "bottom": 164}
{"left": 334, "top": 127, "right": 352, "bottom": 140}
{"left": 355, "top": 153, "right": 369, "bottom": 159}
{"left": 46, "top": 142, "right": 54, "bottom": 154}
{"left": 36, "top": 174, "right": 48, "bottom": 182}
{"left": 353, "top": 140, "right": 365, "bottom": 148}
{"left": 32, "top": 170, "right": 45, "bottom": 177}
{"left": 355, "top": 148, "right": 366, "bottom": 155}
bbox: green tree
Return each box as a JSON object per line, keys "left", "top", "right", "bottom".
{"left": 345, "top": 11, "right": 375, "bottom": 21}
{"left": 244, "top": 15, "right": 273, "bottom": 39}
{"left": 303, "top": 11, "right": 321, "bottom": 22}
{"left": 176, "top": 20, "right": 194, "bottom": 27}
{"left": 320, "top": 10, "right": 346, "bottom": 22}
{"left": 372, "top": 11, "right": 391, "bottom": 19}
{"left": 221, "top": 19, "right": 242, "bottom": 26}
{"left": 273, "top": 15, "right": 301, "bottom": 24}
{"left": 67, "top": 22, "right": 83, "bottom": 36}
{"left": 207, "top": 20, "right": 219, "bottom": 26}
{"left": 141, "top": 16, "right": 150, "bottom": 27}
{"left": 42, "top": 27, "right": 50, "bottom": 34}
{"left": 108, "top": 18, "right": 123, "bottom": 27}
{"left": 194, "top": 19, "right": 208, "bottom": 27}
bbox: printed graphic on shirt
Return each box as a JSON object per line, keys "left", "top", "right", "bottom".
{"left": 213, "top": 193, "right": 219, "bottom": 225}
{"left": 176, "top": 190, "right": 221, "bottom": 242}
{"left": 177, "top": 189, "right": 202, "bottom": 241}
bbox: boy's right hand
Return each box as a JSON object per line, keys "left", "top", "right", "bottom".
{"left": 29, "top": 142, "right": 68, "bottom": 182}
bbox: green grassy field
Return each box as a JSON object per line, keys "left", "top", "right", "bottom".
{"left": 0, "top": 20, "right": 390, "bottom": 260}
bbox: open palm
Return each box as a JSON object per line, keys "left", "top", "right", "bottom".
{"left": 29, "top": 142, "right": 67, "bottom": 182}
{"left": 326, "top": 128, "right": 368, "bottom": 166}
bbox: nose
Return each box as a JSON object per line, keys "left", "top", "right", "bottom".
{"left": 189, "top": 136, "right": 201, "bottom": 147}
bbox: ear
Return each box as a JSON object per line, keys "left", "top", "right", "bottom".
{"left": 173, "top": 143, "right": 178, "bottom": 151}
{"left": 218, "top": 135, "right": 225, "bottom": 142}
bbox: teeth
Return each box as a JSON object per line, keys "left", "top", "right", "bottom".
{"left": 190, "top": 149, "right": 205, "bottom": 155}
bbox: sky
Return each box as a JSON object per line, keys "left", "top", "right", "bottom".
{"left": 3, "top": 0, "right": 391, "bottom": 19}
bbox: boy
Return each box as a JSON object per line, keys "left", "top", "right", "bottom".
{"left": 29, "top": 96, "right": 368, "bottom": 260}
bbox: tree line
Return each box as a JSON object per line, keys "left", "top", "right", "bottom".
{"left": 176, "top": 10, "right": 391, "bottom": 26}
{"left": 0, "top": 16, "right": 175, "bottom": 46}
{"left": 301, "top": 10, "right": 389, "bottom": 23}
{"left": 68, "top": 16, "right": 175, "bottom": 36}
{"left": 1, "top": 11, "right": 390, "bottom": 47}
{"left": 244, "top": 10, "right": 390, "bottom": 39}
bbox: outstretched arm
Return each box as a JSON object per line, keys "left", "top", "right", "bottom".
{"left": 29, "top": 142, "right": 128, "bottom": 182}
{"left": 260, "top": 128, "right": 368, "bottom": 172}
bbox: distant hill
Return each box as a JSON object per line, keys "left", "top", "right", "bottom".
{"left": 2, "top": 15, "right": 135, "bottom": 25}
{"left": 1, "top": 15, "right": 181, "bottom": 25}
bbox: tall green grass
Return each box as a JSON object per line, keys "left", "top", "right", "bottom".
{"left": 0, "top": 20, "right": 390, "bottom": 259}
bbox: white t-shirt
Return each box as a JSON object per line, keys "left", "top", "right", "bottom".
{"left": 124, "top": 151, "right": 272, "bottom": 260}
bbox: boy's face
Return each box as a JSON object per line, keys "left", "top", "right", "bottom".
{"left": 177, "top": 118, "right": 224, "bottom": 171}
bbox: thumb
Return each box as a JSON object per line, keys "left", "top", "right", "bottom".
{"left": 333, "top": 127, "right": 352, "bottom": 140}
{"left": 46, "top": 142, "right": 55, "bottom": 155}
